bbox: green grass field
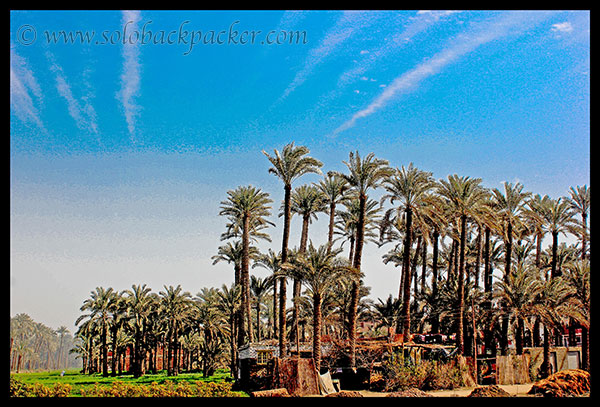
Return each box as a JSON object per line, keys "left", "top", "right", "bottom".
{"left": 11, "top": 369, "right": 247, "bottom": 397}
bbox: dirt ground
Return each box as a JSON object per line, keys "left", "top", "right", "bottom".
{"left": 349, "top": 383, "right": 535, "bottom": 397}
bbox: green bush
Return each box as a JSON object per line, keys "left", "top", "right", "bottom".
{"left": 78, "top": 380, "right": 245, "bottom": 397}
{"left": 10, "top": 377, "right": 72, "bottom": 397}
{"left": 380, "top": 353, "right": 466, "bottom": 391}
{"left": 10, "top": 374, "right": 245, "bottom": 397}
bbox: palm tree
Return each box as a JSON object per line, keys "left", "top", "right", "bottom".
{"left": 330, "top": 151, "right": 392, "bottom": 366}
{"left": 250, "top": 275, "right": 274, "bottom": 342}
{"left": 288, "top": 184, "right": 326, "bottom": 347}
{"left": 493, "top": 264, "right": 540, "bottom": 355}
{"left": 76, "top": 286, "right": 116, "bottom": 377}
{"left": 123, "top": 284, "right": 154, "bottom": 377}
{"left": 335, "top": 195, "right": 381, "bottom": 263}
{"left": 317, "top": 173, "right": 348, "bottom": 249}
{"left": 263, "top": 142, "right": 323, "bottom": 356}
{"left": 106, "top": 291, "right": 127, "bottom": 376}
{"left": 562, "top": 260, "right": 590, "bottom": 370}
{"left": 212, "top": 241, "right": 245, "bottom": 285}
{"left": 436, "top": 175, "right": 488, "bottom": 354}
{"left": 372, "top": 295, "right": 401, "bottom": 337}
{"left": 523, "top": 194, "right": 552, "bottom": 270}
{"left": 381, "top": 163, "right": 435, "bottom": 338}
{"left": 531, "top": 275, "right": 577, "bottom": 378}
{"left": 281, "top": 243, "right": 357, "bottom": 372}
{"left": 253, "top": 249, "right": 282, "bottom": 339}
{"left": 55, "top": 326, "right": 69, "bottom": 370}
{"left": 219, "top": 185, "right": 273, "bottom": 346}
{"left": 542, "top": 198, "right": 577, "bottom": 279}
{"left": 159, "top": 285, "right": 192, "bottom": 376}
{"left": 217, "top": 283, "right": 242, "bottom": 379}
{"left": 567, "top": 185, "right": 590, "bottom": 260}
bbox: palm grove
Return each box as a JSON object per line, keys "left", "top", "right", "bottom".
{"left": 69, "top": 143, "right": 590, "bottom": 380}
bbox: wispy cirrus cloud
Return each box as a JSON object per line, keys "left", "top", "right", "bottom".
{"left": 332, "top": 11, "right": 553, "bottom": 135}
{"left": 47, "top": 52, "right": 99, "bottom": 136}
{"left": 312, "top": 10, "right": 460, "bottom": 111}
{"left": 10, "top": 46, "right": 45, "bottom": 130}
{"left": 276, "top": 11, "right": 379, "bottom": 104}
{"left": 117, "top": 10, "right": 142, "bottom": 142}
{"left": 337, "top": 10, "right": 460, "bottom": 89}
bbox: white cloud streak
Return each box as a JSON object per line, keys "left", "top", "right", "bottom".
{"left": 332, "top": 12, "right": 552, "bottom": 135}
{"left": 10, "top": 46, "right": 44, "bottom": 130}
{"left": 47, "top": 52, "right": 99, "bottom": 136}
{"left": 337, "top": 10, "right": 460, "bottom": 89}
{"left": 117, "top": 10, "right": 142, "bottom": 142}
{"left": 277, "top": 11, "right": 378, "bottom": 103}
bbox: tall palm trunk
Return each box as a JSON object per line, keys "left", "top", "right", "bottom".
{"left": 533, "top": 231, "right": 543, "bottom": 347}
{"left": 551, "top": 231, "right": 559, "bottom": 278}
{"left": 483, "top": 226, "right": 495, "bottom": 355}
{"left": 110, "top": 326, "right": 118, "bottom": 376}
{"left": 241, "top": 212, "right": 253, "bottom": 343}
{"left": 348, "top": 193, "right": 366, "bottom": 367}
{"left": 313, "top": 292, "right": 323, "bottom": 373}
{"left": 279, "top": 184, "right": 292, "bottom": 357}
{"left": 431, "top": 229, "right": 440, "bottom": 334}
{"left": 474, "top": 226, "right": 482, "bottom": 287}
{"left": 272, "top": 280, "right": 278, "bottom": 339}
{"left": 581, "top": 212, "right": 587, "bottom": 260}
{"left": 101, "top": 323, "right": 109, "bottom": 377}
{"left": 456, "top": 214, "right": 467, "bottom": 355}
{"left": 420, "top": 240, "right": 427, "bottom": 295}
{"left": 399, "top": 207, "right": 413, "bottom": 336}
{"left": 328, "top": 201, "right": 336, "bottom": 250}
{"left": 292, "top": 214, "right": 310, "bottom": 350}
{"left": 541, "top": 326, "right": 552, "bottom": 378}
{"left": 500, "top": 220, "right": 513, "bottom": 356}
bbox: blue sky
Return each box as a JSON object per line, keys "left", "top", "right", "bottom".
{"left": 10, "top": 10, "right": 589, "bottom": 330}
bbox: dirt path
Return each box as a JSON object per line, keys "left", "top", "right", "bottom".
{"left": 356, "top": 383, "right": 534, "bottom": 397}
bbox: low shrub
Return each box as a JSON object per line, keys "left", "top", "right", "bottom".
{"left": 10, "top": 375, "right": 245, "bottom": 397}
{"left": 379, "top": 353, "right": 467, "bottom": 391}
{"left": 78, "top": 380, "right": 245, "bottom": 397}
{"left": 10, "top": 377, "right": 72, "bottom": 397}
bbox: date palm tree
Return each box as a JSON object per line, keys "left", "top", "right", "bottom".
{"left": 281, "top": 243, "right": 357, "bottom": 372}
{"left": 250, "top": 275, "right": 274, "bottom": 342}
{"left": 288, "top": 184, "right": 327, "bottom": 347}
{"left": 217, "top": 283, "right": 242, "bottom": 379}
{"left": 490, "top": 182, "right": 531, "bottom": 355}
{"left": 219, "top": 185, "right": 273, "bottom": 345}
{"left": 335, "top": 195, "right": 381, "bottom": 263}
{"left": 263, "top": 142, "right": 323, "bottom": 356}
{"left": 123, "top": 284, "right": 154, "bottom": 377}
{"left": 76, "top": 286, "right": 116, "bottom": 377}
{"left": 330, "top": 151, "right": 392, "bottom": 366}
{"left": 212, "top": 241, "right": 244, "bottom": 285}
{"left": 567, "top": 185, "right": 590, "bottom": 260}
{"left": 55, "top": 325, "right": 69, "bottom": 370}
{"left": 317, "top": 173, "right": 349, "bottom": 249}
{"left": 531, "top": 275, "right": 577, "bottom": 378}
{"left": 542, "top": 197, "right": 577, "bottom": 279}
{"left": 381, "top": 163, "right": 435, "bottom": 338}
{"left": 159, "top": 284, "right": 192, "bottom": 376}
{"left": 493, "top": 264, "right": 540, "bottom": 354}
{"left": 562, "top": 259, "right": 590, "bottom": 370}
{"left": 253, "top": 249, "right": 282, "bottom": 339}
{"left": 372, "top": 295, "right": 401, "bottom": 337}
{"left": 436, "top": 175, "right": 488, "bottom": 354}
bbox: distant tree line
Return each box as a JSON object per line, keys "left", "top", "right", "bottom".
{"left": 10, "top": 313, "right": 77, "bottom": 372}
